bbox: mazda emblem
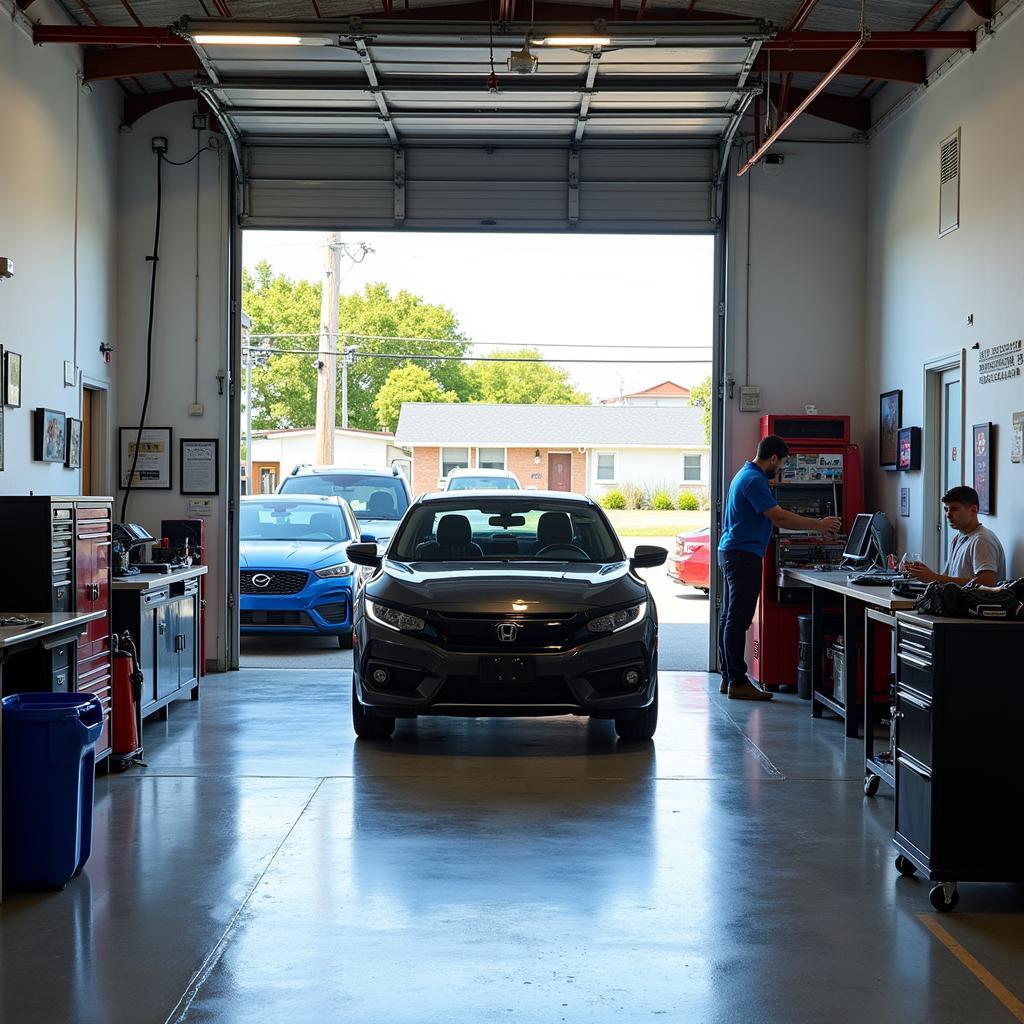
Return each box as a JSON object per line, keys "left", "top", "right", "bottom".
{"left": 497, "top": 622, "right": 519, "bottom": 642}
{"left": 251, "top": 573, "right": 272, "bottom": 589}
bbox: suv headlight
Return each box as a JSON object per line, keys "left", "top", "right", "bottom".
{"left": 587, "top": 602, "right": 647, "bottom": 634}
{"left": 315, "top": 563, "right": 354, "bottom": 578}
{"left": 367, "top": 601, "right": 425, "bottom": 634}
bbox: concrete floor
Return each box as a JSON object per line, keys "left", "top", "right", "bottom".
{"left": 3, "top": 670, "right": 1023, "bottom": 1024}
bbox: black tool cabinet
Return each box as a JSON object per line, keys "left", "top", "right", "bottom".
{"left": 892, "top": 611, "right": 1024, "bottom": 911}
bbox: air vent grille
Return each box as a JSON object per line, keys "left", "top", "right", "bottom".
{"left": 940, "top": 134, "right": 959, "bottom": 184}
{"left": 939, "top": 128, "right": 961, "bottom": 237}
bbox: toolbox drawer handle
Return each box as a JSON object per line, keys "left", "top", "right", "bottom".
{"left": 898, "top": 689, "right": 931, "bottom": 711}
{"left": 898, "top": 651, "right": 931, "bottom": 670}
{"left": 897, "top": 755, "right": 932, "bottom": 781}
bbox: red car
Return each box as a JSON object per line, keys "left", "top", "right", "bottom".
{"left": 667, "top": 527, "right": 711, "bottom": 595}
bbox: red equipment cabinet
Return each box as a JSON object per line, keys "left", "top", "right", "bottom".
{"left": 749, "top": 415, "right": 864, "bottom": 689}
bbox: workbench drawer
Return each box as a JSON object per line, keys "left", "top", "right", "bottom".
{"left": 897, "top": 651, "right": 932, "bottom": 699}
{"left": 895, "top": 756, "right": 933, "bottom": 861}
{"left": 895, "top": 690, "right": 932, "bottom": 771}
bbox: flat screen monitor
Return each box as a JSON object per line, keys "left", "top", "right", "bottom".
{"left": 842, "top": 513, "right": 874, "bottom": 563}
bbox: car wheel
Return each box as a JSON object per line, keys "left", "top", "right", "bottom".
{"left": 338, "top": 630, "right": 354, "bottom": 649}
{"left": 351, "top": 684, "right": 395, "bottom": 739}
{"left": 615, "top": 683, "right": 658, "bottom": 741}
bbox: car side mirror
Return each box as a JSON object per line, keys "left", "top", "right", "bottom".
{"left": 630, "top": 545, "right": 668, "bottom": 570}
{"left": 346, "top": 542, "right": 382, "bottom": 569}
{"left": 360, "top": 532, "right": 377, "bottom": 544}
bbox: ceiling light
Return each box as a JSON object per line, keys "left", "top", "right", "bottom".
{"left": 193, "top": 33, "right": 332, "bottom": 46}
{"left": 532, "top": 36, "right": 612, "bottom": 46}
{"left": 507, "top": 42, "right": 538, "bottom": 74}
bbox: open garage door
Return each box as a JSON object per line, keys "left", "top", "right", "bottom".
{"left": 184, "top": 14, "right": 765, "bottom": 233}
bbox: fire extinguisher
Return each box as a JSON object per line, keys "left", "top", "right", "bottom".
{"left": 112, "top": 631, "right": 144, "bottom": 763}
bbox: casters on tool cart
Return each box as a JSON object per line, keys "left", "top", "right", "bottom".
{"left": 894, "top": 855, "right": 917, "bottom": 877}
{"left": 929, "top": 883, "right": 959, "bottom": 912}
{"left": 864, "top": 774, "right": 881, "bottom": 797}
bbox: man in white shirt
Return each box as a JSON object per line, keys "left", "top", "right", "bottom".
{"left": 906, "top": 486, "right": 1007, "bottom": 586}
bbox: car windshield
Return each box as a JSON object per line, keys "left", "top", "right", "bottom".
{"left": 390, "top": 500, "right": 623, "bottom": 563}
{"left": 279, "top": 473, "right": 408, "bottom": 521}
{"left": 447, "top": 476, "right": 519, "bottom": 491}
{"left": 240, "top": 502, "right": 350, "bottom": 543}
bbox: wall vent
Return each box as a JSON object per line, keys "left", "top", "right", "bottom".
{"left": 939, "top": 129, "right": 960, "bottom": 237}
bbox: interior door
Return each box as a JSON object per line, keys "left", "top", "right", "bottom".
{"left": 547, "top": 453, "right": 572, "bottom": 492}
{"left": 940, "top": 366, "right": 962, "bottom": 563}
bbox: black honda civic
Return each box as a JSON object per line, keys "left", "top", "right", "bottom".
{"left": 346, "top": 491, "right": 667, "bottom": 742}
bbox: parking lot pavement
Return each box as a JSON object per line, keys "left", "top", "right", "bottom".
{"left": 241, "top": 536, "right": 710, "bottom": 672}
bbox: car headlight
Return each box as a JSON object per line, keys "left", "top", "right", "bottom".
{"left": 587, "top": 602, "right": 647, "bottom": 634}
{"left": 315, "top": 563, "right": 354, "bottom": 578}
{"left": 367, "top": 601, "right": 425, "bottom": 633}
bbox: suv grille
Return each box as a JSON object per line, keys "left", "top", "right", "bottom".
{"left": 241, "top": 570, "right": 309, "bottom": 595}
{"left": 429, "top": 612, "right": 583, "bottom": 651}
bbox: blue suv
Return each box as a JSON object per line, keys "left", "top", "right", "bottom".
{"left": 239, "top": 495, "right": 361, "bottom": 647}
{"left": 278, "top": 465, "right": 412, "bottom": 546}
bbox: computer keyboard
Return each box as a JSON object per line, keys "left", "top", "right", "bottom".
{"left": 850, "top": 573, "right": 905, "bottom": 586}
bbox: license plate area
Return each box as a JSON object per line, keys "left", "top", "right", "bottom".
{"left": 479, "top": 656, "right": 536, "bottom": 686}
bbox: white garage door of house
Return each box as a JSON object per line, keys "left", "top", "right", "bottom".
{"left": 183, "top": 14, "right": 765, "bottom": 232}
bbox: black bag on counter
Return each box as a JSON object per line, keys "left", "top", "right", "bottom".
{"left": 914, "top": 582, "right": 966, "bottom": 617}
{"left": 915, "top": 580, "right": 1023, "bottom": 619}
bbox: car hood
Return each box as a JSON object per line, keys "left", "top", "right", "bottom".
{"left": 240, "top": 541, "right": 350, "bottom": 571}
{"left": 356, "top": 519, "right": 401, "bottom": 542}
{"left": 367, "top": 560, "right": 646, "bottom": 614}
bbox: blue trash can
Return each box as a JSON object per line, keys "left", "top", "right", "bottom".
{"left": 2, "top": 692, "right": 104, "bottom": 891}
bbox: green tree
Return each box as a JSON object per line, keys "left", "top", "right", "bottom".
{"left": 373, "top": 362, "right": 457, "bottom": 433}
{"left": 242, "top": 265, "right": 471, "bottom": 431}
{"left": 466, "top": 349, "right": 590, "bottom": 405}
{"left": 689, "top": 373, "right": 713, "bottom": 446}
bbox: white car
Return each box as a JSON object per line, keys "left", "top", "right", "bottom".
{"left": 442, "top": 467, "right": 522, "bottom": 491}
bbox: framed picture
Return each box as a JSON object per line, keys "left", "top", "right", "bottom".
{"left": 119, "top": 427, "right": 173, "bottom": 489}
{"left": 2, "top": 349, "right": 18, "bottom": 407}
{"left": 879, "top": 389, "right": 902, "bottom": 470}
{"left": 973, "top": 422, "right": 993, "bottom": 515}
{"left": 66, "top": 417, "right": 83, "bottom": 469}
{"left": 34, "top": 408, "right": 67, "bottom": 463}
{"left": 897, "top": 426, "right": 922, "bottom": 472}
{"left": 180, "top": 438, "right": 219, "bottom": 495}
{"left": 900, "top": 487, "right": 910, "bottom": 518}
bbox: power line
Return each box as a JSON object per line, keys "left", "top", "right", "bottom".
{"left": 246, "top": 331, "right": 710, "bottom": 351}
{"left": 242, "top": 345, "right": 709, "bottom": 365}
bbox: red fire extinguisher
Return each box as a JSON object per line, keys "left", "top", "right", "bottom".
{"left": 112, "top": 631, "right": 143, "bottom": 760}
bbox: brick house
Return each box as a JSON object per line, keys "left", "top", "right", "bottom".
{"left": 395, "top": 403, "right": 708, "bottom": 498}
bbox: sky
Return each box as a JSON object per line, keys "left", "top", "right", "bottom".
{"left": 242, "top": 231, "right": 714, "bottom": 402}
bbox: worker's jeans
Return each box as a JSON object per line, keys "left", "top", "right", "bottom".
{"left": 717, "top": 549, "right": 763, "bottom": 686}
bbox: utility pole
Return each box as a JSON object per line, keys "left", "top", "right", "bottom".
{"left": 315, "top": 233, "right": 342, "bottom": 465}
{"left": 341, "top": 345, "right": 357, "bottom": 428}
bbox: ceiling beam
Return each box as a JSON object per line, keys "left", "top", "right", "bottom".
{"left": 85, "top": 47, "right": 203, "bottom": 81}
{"left": 767, "top": 81, "right": 869, "bottom": 131}
{"left": 755, "top": 49, "right": 925, "bottom": 84}
{"left": 33, "top": 25, "right": 188, "bottom": 45}
{"left": 764, "top": 30, "right": 976, "bottom": 51}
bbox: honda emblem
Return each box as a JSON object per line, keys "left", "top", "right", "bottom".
{"left": 497, "top": 622, "right": 519, "bottom": 642}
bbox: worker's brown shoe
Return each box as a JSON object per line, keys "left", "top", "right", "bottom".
{"left": 719, "top": 679, "right": 729, "bottom": 694}
{"left": 727, "top": 680, "right": 774, "bottom": 701}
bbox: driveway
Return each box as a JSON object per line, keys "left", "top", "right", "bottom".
{"left": 240, "top": 535, "right": 710, "bottom": 671}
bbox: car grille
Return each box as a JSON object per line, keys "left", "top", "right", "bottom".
{"left": 429, "top": 612, "right": 584, "bottom": 651}
{"left": 240, "top": 570, "right": 309, "bottom": 595}
{"left": 437, "top": 675, "right": 578, "bottom": 706}
{"left": 240, "top": 610, "right": 313, "bottom": 627}
{"left": 316, "top": 601, "right": 349, "bottom": 624}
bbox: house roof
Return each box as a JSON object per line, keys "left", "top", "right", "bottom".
{"left": 624, "top": 380, "right": 691, "bottom": 399}
{"left": 395, "top": 403, "right": 706, "bottom": 448}
{"left": 253, "top": 426, "right": 396, "bottom": 440}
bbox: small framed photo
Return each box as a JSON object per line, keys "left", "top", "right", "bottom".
{"left": 66, "top": 417, "right": 83, "bottom": 469}
{"left": 897, "top": 426, "right": 921, "bottom": 472}
{"left": 180, "top": 438, "right": 219, "bottom": 495}
{"left": 900, "top": 487, "right": 911, "bottom": 518}
{"left": 973, "top": 422, "right": 993, "bottom": 515}
{"left": 119, "top": 427, "right": 173, "bottom": 489}
{"left": 879, "top": 389, "right": 902, "bottom": 470}
{"left": 34, "top": 408, "right": 67, "bottom": 463}
{"left": 3, "top": 350, "right": 20, "bottom": 408}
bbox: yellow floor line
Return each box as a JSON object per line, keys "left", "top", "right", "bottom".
{"left": 919, "top": 914, "right": 1024, "bottom": 1023}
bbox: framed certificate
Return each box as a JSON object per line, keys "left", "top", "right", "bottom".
{"left": 120, "top": 427, "right": 172, "bottom": 489}
{"left": 180, "top": 438, "right": 219, "bottom": 495}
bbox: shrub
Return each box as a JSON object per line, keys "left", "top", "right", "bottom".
{"left": 602, "top": 490, "right": 627, "bottom": 510}
{"left": 678, "top": 490, "right": 700, "bottom": 511}
{"left": 652, "top": 491, "right": 675, "bottom": 511}
{"left": 620, "top": 481, "right": 646, "bottom": 510}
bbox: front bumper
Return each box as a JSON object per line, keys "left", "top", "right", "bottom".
{"left": 240, "top": 579, "right": 354, "bottom": 636}
{"left": 353, "top": 617, "right": 657, "bottom": 717}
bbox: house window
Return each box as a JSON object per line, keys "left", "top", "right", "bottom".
{"left": 478, "top": 447, "right": 505, "bottom": 470}
{"left": 441, "top": 447, "right": 470, "bottom": 477}
{"left": 683, "top": 454, "right": 702, "bottom": 482}
{"left": 596, "top": 453, "right": 616, "bottom": 482}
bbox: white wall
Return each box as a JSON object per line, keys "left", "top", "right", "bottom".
{"left": 723, "top": 142, "right": 868, "bottom": 475}
{"left": 864, "top": 5, "right": 1024, "bottom": 577}
{"left": 0, "top": 7, "right": 120, "bottom": 494}
{"left": 117, "top": 102, "right": 232, "bottom": 666}
{"left": 253, "top": 430, "right": 399, "bottom": 474}
{"left": 586, "top": 447, "right": 708, "bottom": 497}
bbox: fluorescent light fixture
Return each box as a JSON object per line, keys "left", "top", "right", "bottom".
{"left": 193, "top": 33, "right": 332, "bottom": 46}
{"left": 532, "top": 36, "right": 612, "bottom": 46}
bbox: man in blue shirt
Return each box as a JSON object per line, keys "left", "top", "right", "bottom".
{"left": 718, "top": 435, "right": 841, "bottom": 701}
